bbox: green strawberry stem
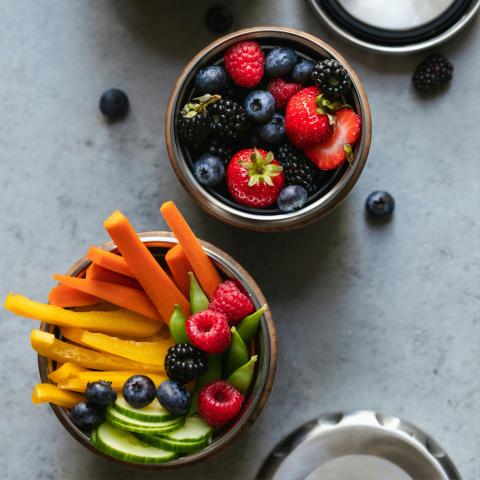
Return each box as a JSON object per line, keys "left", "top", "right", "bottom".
{"left": 315, "top": 94, "right": 350, "bottom": 126}
{"left": 182, "top": 94, "right": 221, "bottom": 118}
{"left": 238, "top": 148, "right": 283, "bottom": 187}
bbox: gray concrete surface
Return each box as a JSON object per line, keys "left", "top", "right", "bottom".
{"left": 1, "top": 1, "right": 479, "bottom": 479}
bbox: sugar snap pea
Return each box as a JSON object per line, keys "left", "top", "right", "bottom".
{"left": 188, "top": 354, "right": 221, "bottom": 416}
{"left": 224, "top": 327, "right": 249, "bottom": 378}
{"left": 237, "top": 305, "right": 266, "bottom": 343}
{"left": 189, "top": 272, "right": 209, "bottom": 313}
{"left": 168, "top": 304, "right": 189, "bottom": 344}
{"left": 227, "top": 355, "right": 257, "bottom": 393}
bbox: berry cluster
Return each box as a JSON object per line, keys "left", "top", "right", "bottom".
{"left": 161, "top": 277, "right": 256, "bottom": 427}
{"left": 177, "top": 40, "right": 362, "bottom": 213}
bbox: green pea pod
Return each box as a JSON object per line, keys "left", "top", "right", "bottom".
{"left": 227, "top": 355, "right": 257, "bottom": 393}
{"left": 168, "top": 304, "right": 189, "bottom": 344}
{"left": 188, "top": 354, "right": 221, "bottom": 416}
{"left": 237, "top": 305, "right": 266, "bottom": 343}
{"left": 189, "top": 272, "right": 209, "bottom": 313}
{"left": 224, "top": 327, "right": 249, "bottom": 378}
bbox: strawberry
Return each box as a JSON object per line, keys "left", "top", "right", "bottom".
{"left": 267, "top": 78, "right": 302, "bottom": 111}
{"left": 285, "top": 86, "right": 343, "bottom": 150}
{"left": 224, "top": 41, "right": 265, "bottom": 88}
{"left": 305, "top": 108, "right": 361, "bottom": 170}
{"left": 226, "top": 148, "right": 285, "bottom": 208}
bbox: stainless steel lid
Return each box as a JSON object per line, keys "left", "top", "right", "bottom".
{"left": 308, "top": 0, "right": 480, "bottom": 53}
{"left": 257, "top": 411, "right": 461, "bottom": 480}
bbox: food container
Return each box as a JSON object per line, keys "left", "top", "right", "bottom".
{"left": 308, "top": 0, "right": 480, "bottom": 54}
{"left": 258, "top": 410, "right": 461, "bottom": 479}
{"left": 37, "top": 232, "right": 277, "bottom": 469}
{"left": 166, "top": 27, "right": 372, "bottom": 232}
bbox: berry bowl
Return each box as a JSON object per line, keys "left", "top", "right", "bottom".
{"left": 34, "top": 231, "right": 276, "bottom": 469}
{"left": 166, "top": 26, "right": 372, "bottom": 231}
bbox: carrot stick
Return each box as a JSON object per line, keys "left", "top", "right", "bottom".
{"left": 48, "top": 285, "right": 100, "bottom": 308}
{"left": 86, "top": 246, "right": 134, "bottom": 278}
{"left": 103, "top": 210, "right": 190, "bottom": 321}
{"left": 165, "top": 244, "right": 192, "bottom": 296}
{"left": 85, "top": 263, "right": 141, "bottom": 290}
{"left": 160, "top": 201, "right": 221, "bottom": 298}
{"left": 52, "top": 274, "right": 161, "bottom": 321}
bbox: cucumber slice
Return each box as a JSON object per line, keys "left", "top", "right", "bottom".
{"left": 163, "top": 416, "right": 212, "bottom": 442}
{"left": 136, "top": 416, "right": 213, "bottom": 453}
{"left": 113, "top": 395, "right": 173, "bottom": 422}
{"left": 91, "top": 421, "right": 176, "bottom": 464}
{"left": 106, "top": 407, "right": 184, "bottom": 435}
{"left": 136, "top": 433, "right": 211, "bottom": 453}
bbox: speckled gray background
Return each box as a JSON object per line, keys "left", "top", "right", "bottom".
{"left": 1, "top": 1, "right": 479, "bottom": 479}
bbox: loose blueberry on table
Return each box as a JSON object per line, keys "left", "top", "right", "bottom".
{"left": 177, "top": 39, "right": 362, "bottom": 213}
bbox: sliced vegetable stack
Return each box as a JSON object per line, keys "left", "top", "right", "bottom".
{"left": 3, "top": 201, "right": 267, "bottom": 464}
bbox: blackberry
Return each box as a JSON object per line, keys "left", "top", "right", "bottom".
{"left": 276, "top": 144, "right": 325, "bottom": 196}
{"left": 311, "top": 59, "right": 351, "bottom": 100}
{"left": 206, "top": 140, "right": 233, "bottom": 165}
{"left": 209, "top": 98, "right": 249, "bottom": 142}
{"left": 164, "top": 344, "right": 208, "bottom": 385}
{"left": 177, "top": 94, "right": 220, "bottom": 151}
{"left": 412, "top": 54, "right": 453, "bottom": 92}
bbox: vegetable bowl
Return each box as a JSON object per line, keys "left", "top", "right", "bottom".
{"left": 4, "top": 202, "right": 276, "bottom": 469}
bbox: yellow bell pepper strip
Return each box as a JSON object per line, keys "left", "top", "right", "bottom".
{"left": 4, "top": 293, "right": 162, "bottom": 338}
{"left": 30, "top": 330, "right": 164, "bottom": 373}
{"left": 58, "top": 371, "right": 167, "bottom": 392}
{"left": 32, "top": 383, "right": 85, "bottom": 408}
{"left": 48, "top": 362, "right": 85, "bottom": 384}
{"left": 60, "top": 327, "right": 174, "bottom": 367}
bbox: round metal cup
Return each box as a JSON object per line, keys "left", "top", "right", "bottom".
{"left": 308, "top": 0, "right": 480, "bottom": 53}
{"left": 166, "top": 27, "right": 372, "bottom": 232}
{"left": 257, "top": 410, "right": 461, "bottom": 480}
{"left": 37, "top": 232, "right": 277, "bottom": 470}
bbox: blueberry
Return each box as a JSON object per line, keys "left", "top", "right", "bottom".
{"left": 277, "top": 185, "right": 308, "bottom": 212}
{"left": 265, "top": 48, "right": 297, "bottom": 78}
{"left": 123, "top": 375, "right": 156, "bottom": 409}
{"left": 205, "top": 5, "right": 234, "bottom": 33}
{"left": 244, "top": 90, "right": 275, "bottom": 125}
{"left": 257, "top": 113, "right": 285, "bottom": 146}
{"left": 157, "top": 380, "right": 191, "bottom": 416}
{"left": 365, "top": 191, "right": 395, "bottom": 218}
{"left": 70, "top": 402, "right": 104, "bottom": 433}
{"left": 86, "top": 381, "right": 117, "bottom": 407}
{"left": 291, "top": 58, "right": 315, "bottom": 84}
{"left": 99, "top": 88, "right": 129, "bottom": 120}
{"left": 195, "top": 65, "right": 228, "bottom": 95}
{"left": 194, "top": 154, "right": 225, "bottom": 187}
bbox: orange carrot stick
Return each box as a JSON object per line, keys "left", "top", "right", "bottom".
{"left": 86, "top": 246, "right": 134, "bottom": 278}
{"left": 85, "top": 263, "right": 141, "bottom": 290}
{"left": 52, "top": 274, "right": 161, "bottom": 321}
{"left": 165, "top": 244, "right": 192, "bottom": 297}
{"left": 160, "top": 201, "right": 221, "bottom": 298}
{"left": 103, "top": 211, "right": 190, "bottom": 321}
{"left": 48, "top": 285, "right": 100, "bottom": 308}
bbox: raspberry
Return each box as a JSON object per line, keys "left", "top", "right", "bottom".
{"left": 164, "top": 344, "right": 208, "bottom": 385}
{"left": 186, "top": 310, "right": 231, "bottom": 354}
{"left": 224, "top": 41, "right": 265, "bottom": 88}
{"left": 198, "top": 381, "right": 243, "bottom": 427}
{"left": 267, "top": 78, "right": 302, "bottom": 111}
{"left": 209, "top": 280, "right": 254, "bottom": 325}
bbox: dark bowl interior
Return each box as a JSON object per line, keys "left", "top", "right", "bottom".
{"left": 174, "top": 36, "right": 358, "bottom": 216}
